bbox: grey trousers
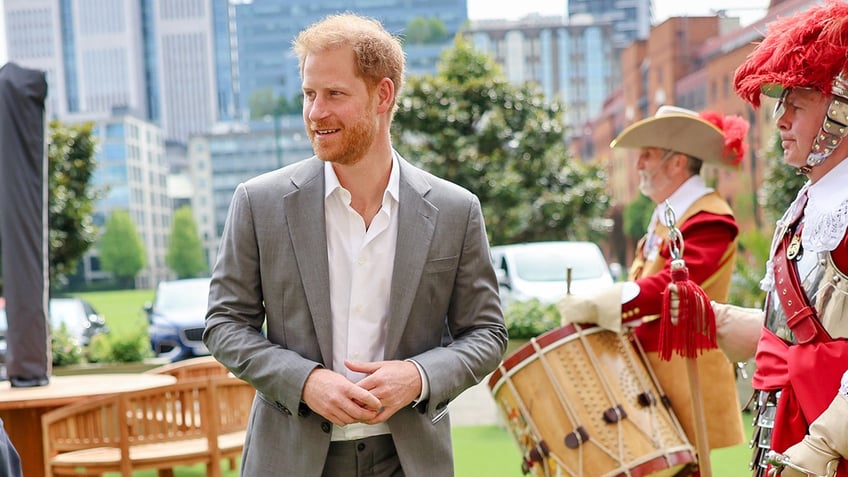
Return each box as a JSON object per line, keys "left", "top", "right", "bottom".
{"left": 322, "top": 434, "right": 403, "bottom": 477}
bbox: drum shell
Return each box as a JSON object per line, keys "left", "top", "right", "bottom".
{"left": 489, "top": 324, "right": 696, "bottom": 477}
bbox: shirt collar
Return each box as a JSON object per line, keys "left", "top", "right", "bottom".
{"left": 650, "top": 175, "right": 713, "bottom": 229}
{"left": 807, "top": 156, "right": 848, "bottom": 210}
{"left": 323, "top": 153, "right": 400, "bottom": 203}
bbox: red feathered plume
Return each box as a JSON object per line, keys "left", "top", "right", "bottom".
{"left": 699, "top": 111, "right": 750, "bottom": 165}
{"left": 734, "top": 0, "right": 848, "bottom": 107}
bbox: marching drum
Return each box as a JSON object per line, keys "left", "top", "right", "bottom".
{"left": 489, "top": 323, "right": 696, "bottom": 477}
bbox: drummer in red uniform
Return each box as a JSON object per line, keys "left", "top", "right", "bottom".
{"left": 727, "top": 1, "right": 848, "bottom": 475}
{"left": 558, "top": 105, "right": 749, "bottom": 462}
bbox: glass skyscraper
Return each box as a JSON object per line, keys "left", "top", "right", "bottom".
{"left": 567, "top": 0, "right": 651, "bottom": 50}
{"left": 213, "top": 0, "right": 468, "bottom": 122}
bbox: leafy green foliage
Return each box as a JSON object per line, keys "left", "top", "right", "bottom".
{"left": 404, "top": 17, "right": 448, "bottom": 44}
{"left": 99, "top": 210, "right": 146, "bottom": 288}
{"left": 48, "top": 121, "right": 102, "bottom": 284}
{"left": 622, "top": 194, "right": 654, "bottom": 242}
{"left": 503, "top": 298, "right": 560, "bottom": 339}
{"left": 729, "top": 229, "right": 770, "bottom": 308}
{"left": 248, "top": 88, "right": 302, "bottom": 119}
{"left": 392, "top": 36, "right": 610, "bottom": 245}
{"left": 51, "top": 323, "right": 84, "bottom": 366}
{"left": 759, "top": 130, "right": 806, "bottom": 224}
{"left": 166, "top": 206, "right": 208, "bottom": 278}
{"left": 87, "top": 329, "right": 151, "bottom": 363}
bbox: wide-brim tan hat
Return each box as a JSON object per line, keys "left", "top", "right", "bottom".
{"left": 610, "top": 105, "right": 746, "bottom": 168}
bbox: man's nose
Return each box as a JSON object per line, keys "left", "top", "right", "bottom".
{"left": 308, "top": 97, "right": 329, "bottom": 121}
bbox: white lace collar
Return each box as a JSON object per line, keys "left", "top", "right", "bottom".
{"left": 802, "top": 156, "right": 848, "bottom": 253}
{"left": 647, "top": 175, "right": 713, "bottom": 234}
{"left": 761, "top": 158, "right": 848, "bottom": 291}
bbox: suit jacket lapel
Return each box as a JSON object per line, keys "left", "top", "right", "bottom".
{"left": 286, "top": 158, "right": 334, "bottom": 367}
{"left": 385, "top": 159, "right": 436, "bottom": 359}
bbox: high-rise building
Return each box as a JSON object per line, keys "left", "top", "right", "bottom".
{"left": 214, "top": 0, "right": 467, "bottom": 122}
{"left": 146, "top": 0, "right": 218, "bottom": 143}
{"left": 3, "top": 0, "right": 216, "bottom": 144}
{"left": 188, "top": 117, "right": 313, "bottom": 266}
{"left": 466, "top": 15, "right": 618, "bottom": 144}
{"left": 86, "top": 114, "right": 172, "bottom": 289}
{"left": 568, "top": 0, "right": 651, "bottom": 51}
{"left": 3, "top": 0, "right": 466, "bottom": 286}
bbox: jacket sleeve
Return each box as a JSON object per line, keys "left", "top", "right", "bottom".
{"left": 623, "top": 211, "right": 738, "bottom": 321}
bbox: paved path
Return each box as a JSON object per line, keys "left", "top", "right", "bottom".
{"left": 449, "top": 374, "right": 503, "bottom": 427}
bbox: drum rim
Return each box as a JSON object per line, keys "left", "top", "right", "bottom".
{"left": 617, "top": 446, "right": 697, "bottom": 477}
{"left": 488, "top": 323, "right": 603, "bottom": 390}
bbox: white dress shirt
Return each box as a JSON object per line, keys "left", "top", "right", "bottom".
{"left": 643, "top": 175, "right": 713, "bottom": 260}
{"left": 324, "top": 156, "right": 398, "bottom": 441}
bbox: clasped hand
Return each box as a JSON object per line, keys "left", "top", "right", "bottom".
{"left": 302, "top": 359, "right": 422, "bottom": 426}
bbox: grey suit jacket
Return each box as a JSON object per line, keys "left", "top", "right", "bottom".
{"left": 204, "top": 154, "right": 508, "bottom": 477}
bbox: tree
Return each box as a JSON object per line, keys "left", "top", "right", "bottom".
{"left": 248, "top": 88, "right": 303, "bottom": 119}
{"left": 622, "top": 194, "right": 654, "bottom": 242}
{"left": 392, "top": 36, "right": 610, "bottom": 245}
{"left": 405, "top": 17, "right": 448, "bottom": 44}
{"left": 99, "top": 210, "right": 146, "bottom": 288}
{"left": 166, "top": 206, "right": 208, "bottom": 278}
{"left": 759, "top": 130, "right": 806, "bottom": 224}
{"left": 48, "top": 121, "right": 102, "bottom": 285}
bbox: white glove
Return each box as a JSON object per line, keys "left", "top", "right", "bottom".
{"left": 665, "top": 287, "right": 762, "bottom": 363}
{"left": 773, "top": 376, "right": 848, "bottom": 477}
{"left": 557, "top": 283, "right": 626, "bottom": 333}
{"left": 711, "top": 301, "right": 763, "bottom": 363}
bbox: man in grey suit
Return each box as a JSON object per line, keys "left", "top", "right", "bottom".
{"left": 204, "top": 12, "right": 508, "bottom": 477}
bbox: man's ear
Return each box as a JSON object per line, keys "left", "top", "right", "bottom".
{"left": 376, "top": 77, "right": 394, "bottom": 114}
{"left": 670, "top": 152, "right": 688, "bottom": 171}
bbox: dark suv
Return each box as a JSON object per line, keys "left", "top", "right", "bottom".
{"left": 145, "top": 278, "right": 211, "bottom": 362}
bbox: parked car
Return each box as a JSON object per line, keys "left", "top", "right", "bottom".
{"left": 491, "top": 241, "right": 615, "bottom": 304}
{"left": 48, "top": 297, "right": 109, "bottom": 346}
{"left": 0, "top": 296, "right": 108, "bottom": 379}
{"left": 146, "top": 277, "right": 212, "bottom": 362}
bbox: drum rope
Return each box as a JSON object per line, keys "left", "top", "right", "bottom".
{"left": 530, "top": 337, "right": 592, "bottom": 475}
{"left": 630, "top": 334, "right": 696, "bottom": 469}
{"left": 571, "top": 325, "right": 630, "bottom": 468}
{"left": 496, "top": 361, "right": 578, "bottom": 477}
{"left": 630, "top": 333, "right": 690, "bottom": 442}
{"left": 615, "top": 330, "right": 665, "bottom": 449}
{"left": 530, "top": 338, "right": 582, "bottom": 425}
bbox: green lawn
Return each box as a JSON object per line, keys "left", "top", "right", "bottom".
{"left": 73, "top": 290, "right": 754, "bottom": 476}
{"left": 455, "top": 421, "right": 754, "bottom": 477}
{"left": 73, "top": 288, "right": 154, "bottom": 336}
{"left": 99, "top": 422, "right": 753, "bottom": 476}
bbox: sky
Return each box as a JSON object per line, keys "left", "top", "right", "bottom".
{"left": 467, "top": 0, "right": 771, "bottom": 25}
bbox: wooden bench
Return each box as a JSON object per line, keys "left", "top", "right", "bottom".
{"left": 143, "top": 356, "right": 231, "bottom": 381}
{"left": 146, "top": 356, "right": 242, "bottom": 472}
{"left": 41, "top": 375, "right": 255, "bottom": 477}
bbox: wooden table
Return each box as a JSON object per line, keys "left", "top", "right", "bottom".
{"left": 0, "top": 373, "right": 177, "bottom": 477}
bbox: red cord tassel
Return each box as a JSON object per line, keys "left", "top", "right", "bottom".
{"left": 658, "top": 261, "right": 717, "bottom": 361}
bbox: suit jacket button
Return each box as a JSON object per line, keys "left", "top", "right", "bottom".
{"left": 321, "top": 421, "right": 331, "bottom": 433}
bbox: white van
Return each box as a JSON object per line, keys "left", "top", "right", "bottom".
{"left": 490, "top": 241, "right": 614, "bottom": 304}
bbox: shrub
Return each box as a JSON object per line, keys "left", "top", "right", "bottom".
{"left": 87, "top": 329, "right": 151, "bottom": 363}
{"left": 51, "top": 324, "right": 84, "bottom": 366}
{"left": 503, "top": 298, "right": 560, "bottom": 339}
